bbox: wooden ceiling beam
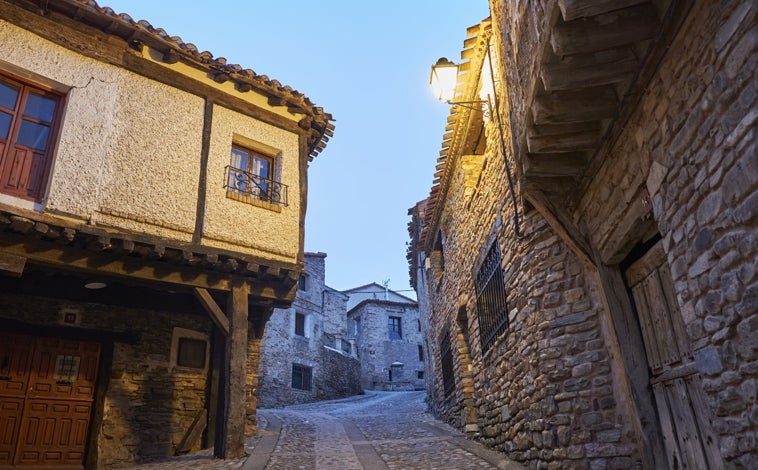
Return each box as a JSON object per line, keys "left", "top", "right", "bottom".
{"left": 532, "top": 85, "right": 619, "bottom": 124}
{"left": 541, "top": 48, "right": 638, "bottom": 91}
{"left": 527, "top": 122, "right": 601, "bottom": 153}
{"left": 551, "top": 3, "right": 660, "bottom": 56}
{"left": 558, "top": 0, "right": 649, "bottom": 22}
{"left": 524, "top": 152, "right": 589, "bottom": 177}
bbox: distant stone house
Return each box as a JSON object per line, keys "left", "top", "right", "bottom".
{"left": 345, "top": 284, "right": 425, "bottom": 391}
{"left": 258, "top": 252, "right": 361, "bottom": 408}
{"left": 0, "top": 1, "right": 333, "bottom": 468}
{"left": 411, "top": 2, "right": 755, "bottom": 469}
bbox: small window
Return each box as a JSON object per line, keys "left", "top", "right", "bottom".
{"left": 417, "top": 319, "right": 421, "bottom": 332}
{"left": 177, "top": 338, "right": 207, "bottom": 369}
{"left": 0, "top": 73, "right": 63, "bottom": 202}
{"left": 418, "top": 345, "right": 424, "bottom": 362}
{"left": 388, "top": 316, "right": 402, "bottom": 340}
{"left": 355, "top": 318, "right": 361, "bottom": 335}
{"left": 295, "top": 312, "right": 306, "bottom": 337}
{"left": 417, "top": 371, "right": 424, "bottom": 379}
{"left": 298, "top": 274, "right": 308, "bottom": 291}
{"left": 291, "top": 363, "right": 312, "bottom": 391}
{"left": 340, "top": 339, "right": 351, "bottom": 354}
{"left": 225, "top": 144, "right": 288, "bottom": 207}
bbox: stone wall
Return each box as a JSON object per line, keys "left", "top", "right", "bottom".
{"left": 0, "top": 291, "right": 213, "bottom": 467}
{"left": 573, "top": 3, "right": 757, "bottom": 467}
{"left": 258, "top": 253, "right": 361, "bottom": 408}
{"left": 348, "top": 300, "right": 424, "bottom": 391}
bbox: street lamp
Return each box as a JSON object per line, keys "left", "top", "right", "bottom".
{"left": 429, "top": 57, "right": 489, "bottom": 114}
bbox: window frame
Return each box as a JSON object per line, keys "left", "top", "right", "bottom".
{"left": 295, "top": 312, "right": 306, "bottom": 337}
{"left": 291, "top": 363, "right": 312, "bottom": 391}
{"left": 388, "top": 316, "right": 402, "bottom": 340}
{"left": 0, "top": 71, "right": 64, "bottom": 202}
{"left": 225, "top": 142, "right": 287, "bottom": 209}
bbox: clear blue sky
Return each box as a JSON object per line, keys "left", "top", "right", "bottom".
{"left": 102, "top": 1, "right": 490, "bottom": 295}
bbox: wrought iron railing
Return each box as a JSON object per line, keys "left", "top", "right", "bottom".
{"left": 476, "top": 241, "right": 509, "bottom": 353}
{"left": 224, "top": 165, "right": 288, "bottom": 206}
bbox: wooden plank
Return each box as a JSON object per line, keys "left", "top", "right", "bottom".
{"left": 683, "top": 374, "right": 724, "bottom": 469}
{"left": 175, "top": 408, "right": 207, "bottom": 455}
{"left": 558, "top": 0, "right": 649, "bottom": 21}
{"left": 631, "top": 282, "right": 663, "bottom": 370}
{"left": 531, "top": 86, "right": 619, "bottom": 124}
{"left": 551, "top": 3, "right": 660, "bottom": 56}
{"left": 527, "top": 127, "right": 600, "bottom": 153}
{"left": 669, "top": 378, "right": 708, "bottom": 469}
{"left": 541, "top": 48, "right": 639, "bottom": 91}
{"left": 193, "top": 288, "right": 230, "bottom": 336}
{"left": 646, "top": 270, "right": 682, "bottom": 366}
{"left": 0, "top": 253, "right": 25, "bottom": 277}
{"left": 658, "top": 261, "right": 692, "bottom": 358}
{"left": 652, "top": 382, "right": 683, "bottom": 469}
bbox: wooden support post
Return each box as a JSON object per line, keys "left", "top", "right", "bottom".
{"left": 215, "top": 281, "right": 249, "bottom": 459}
{"left": 0, "top": 252, "right": 25, "bottom": 277}
{"left": 194, "top": 288, "right": 230, "bottom": 336}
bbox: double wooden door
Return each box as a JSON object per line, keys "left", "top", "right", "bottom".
{"left": 0, "top": 333, "right": 100, "bottom": 468}
{"left": 624, "top": 242, "right": 721, "bottom": 469}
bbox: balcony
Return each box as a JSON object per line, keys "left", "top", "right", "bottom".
{"left": 224, "top": 165, "right": 288, "bottom": 208}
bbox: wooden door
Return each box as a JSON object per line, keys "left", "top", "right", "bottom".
{"left": 0, "top": 333, "right": 100, "bottom": 468}
{"left": 624, "top": 242, "right": 722, "bottom": 469}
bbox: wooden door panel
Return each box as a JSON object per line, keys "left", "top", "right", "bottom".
{"left": 14, "top": 400, "right": 91, "bottom": 466}
{"left": 28, "top": 338, "right": 100, "bottom": 401}
{"left": 625, "top": 241, "right": 723, "bottom": 469}
{"left": 0, "top": 333, "right": 33, "bottom": 396}
{"left": 0, "top": 398, "right": 24, "bottom": 465}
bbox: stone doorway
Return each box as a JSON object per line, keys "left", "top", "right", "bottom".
{"left": 0, "top": 332, "right": 100, "bottom": 468}
{"left": 623, "top": 241, "right": 722, "bottom": 469}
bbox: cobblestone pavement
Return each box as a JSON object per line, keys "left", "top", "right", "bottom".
{"left": 125, "top": 391, "right": 523, "bottom": 470}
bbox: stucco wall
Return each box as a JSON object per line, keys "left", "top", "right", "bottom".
{"left": 203, "top": 105, "right": 302, "bottom": 262}
{"left": 0, "top": 20, "right": 303, "bottom": 262}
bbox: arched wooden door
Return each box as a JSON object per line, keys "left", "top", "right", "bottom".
{"left": 0, "top": 333, "right": 100, "bottom": 468}
{"left": 624, "top": 242, "right": 722, "bottom": 469}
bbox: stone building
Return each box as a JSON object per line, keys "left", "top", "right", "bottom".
{"left": 410, "top": 1, "right": 755, "bottom": 469}
{"left": 345, "top": 283, "right": 425, "bottom": 391}
{"left": 258, "top": 252, "right": 361, "bottom": 408}
{"left": 0, "top": 0, "right": 333, "bottom": 468}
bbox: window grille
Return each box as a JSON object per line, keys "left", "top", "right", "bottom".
{"left": 440, "top": 330, "right": 455, "bottom": 397}
{"left": 295, "top": 312, "right": 306, "bottom": 337}
{"left": 291, "top": 363, "right": 312, "bottom": 391}
{"left": 475, "top": 241, "right": 509, "bottom": 353}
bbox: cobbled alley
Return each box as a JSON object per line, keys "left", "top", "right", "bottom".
{"left": 126, "top": 391, "right": 523, "bottom": 470}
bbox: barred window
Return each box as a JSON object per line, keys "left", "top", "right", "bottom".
{"left": 475, "top": 241, "right": 509, "bottom": 353}
{"left": 440, "top": 330, "right": 455, "bottom": 397}
{"left": 291, "top": 363, "right": 312, "bottom": 391}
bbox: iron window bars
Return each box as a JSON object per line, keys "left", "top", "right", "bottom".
{"left": 224, "top": 165, "right": 288, "bottom": 206}
{"left": 475, "top": 241, "right": 509, "bottom": 353}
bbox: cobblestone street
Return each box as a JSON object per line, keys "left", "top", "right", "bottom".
{"left": 126, "top": 391, "right": 523, "bottom": 470}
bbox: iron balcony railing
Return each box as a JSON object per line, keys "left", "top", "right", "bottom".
{"left": 224, "top": 165, "right": 288, "bottom": 206}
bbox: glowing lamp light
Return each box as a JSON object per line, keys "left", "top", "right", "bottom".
{"left": 429, "top": 57, "right": 459, "bottom": 102}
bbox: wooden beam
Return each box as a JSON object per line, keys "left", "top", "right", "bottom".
{"left": 551, "top": 3, "right": 660, "bottom": 56}
{"left": 193, "top": 288, "right": 230, "bottom": 336}
{"left": 541, "top": 49, "right": 638, "bottom": 91}
{"left": 0, "top": 252, "right": 26, "bottom": 277}
{"left": 523, "top": 188, "right": 594, "bottom": 267}
{"left": 175, "top": 408, "right": 207, "bottom": 455}
{"left": 531, "top": 85, "right": 619, "bottom": 124}
{"left": 558, "top": 0, "right": 649, "bottom": 22}
{"left": 216, "top": 281, "right": 249, "bottom": 459}
{"left": 0, "top": 235, "right": 233, "bottom": 291}
{"left": 524, "top": 152, "right": 588, "bottom": 177}
{"left": 527, "top": 122, "right": 601, "bottom": 153}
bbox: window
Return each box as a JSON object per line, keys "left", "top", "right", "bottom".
{"left": 475, "top": 241, "right": 509, "bottom": 353}
{"left": 291, "top": 363, "right": 312, "bottom": 391}
{"left": 354, "top": 318, "right": 361, "bottom": 335}
{"left": 0, "top": 73, "right": 62, "bottom": 201}
{"left": 225, "top": 144, "right": 288, "bottom": 206}
{"left": 177, "top": 338, "right": 207, "bottom": 369}
{"left": 418, "top": 345, "right": 424, "bottom": 362}
{"left": 440, "top": 330, "right": 455, "bottom": 397}
{"left": 417, "top": 319, "right": 421, "bottom": 332}
{"left": 417, "top": 371, "right": 424, "bottom": 379}
{"left": 298, "top": 274, "right": 308, "bottom": 291}
{"left": 295, "top": 312, "right": 306, "bottom": 337}
{"left": 388, "top": 316, "right": 402, "bottom": 340}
